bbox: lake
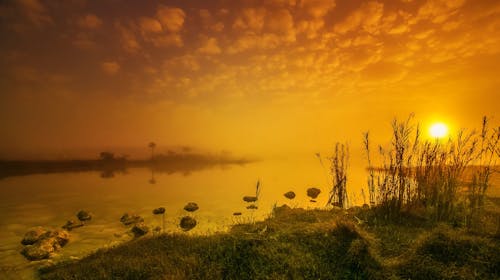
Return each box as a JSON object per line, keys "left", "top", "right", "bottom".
{"left": 0, "top": 156, "right": 369, "bottom": 279}
{"left": 0, "top": 156, "right": 498, "bottom": 279}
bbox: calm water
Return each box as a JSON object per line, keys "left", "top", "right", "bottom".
{"left": 0, "top": 157, "right": 498, "bottom": 279}
{"left": 0, "top": 156, "right": 367, "bottom": 279}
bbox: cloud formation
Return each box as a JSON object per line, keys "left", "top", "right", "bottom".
{"left": 0, "top": 0, "right": 499, "bottom": 155}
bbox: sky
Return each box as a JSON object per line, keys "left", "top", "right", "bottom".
{"left": 0, "top": 0, "right": 499, "bottom": 159}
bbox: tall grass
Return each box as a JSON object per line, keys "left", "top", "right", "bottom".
{"left": 364, "top": 116, "right": 499, "bottom": 226}
{"left": 327, "top": 143, "right": 349, "bottom": 208}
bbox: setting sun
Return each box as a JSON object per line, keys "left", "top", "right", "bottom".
{"left": 429, "top": 123, "right": 449, "bottom": 139}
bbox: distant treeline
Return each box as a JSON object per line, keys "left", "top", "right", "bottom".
{"left": 0, "top": 151, "right": 253, "bottom": 179}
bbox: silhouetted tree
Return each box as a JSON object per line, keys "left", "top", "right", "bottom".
{"left": 148, "top": 142, "right": 156, "bottom": 160}
{"left": 99, "top": 152, "right": 115, "bottom": 161}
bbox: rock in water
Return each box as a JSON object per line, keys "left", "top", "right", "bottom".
{"left": 179, "top": 216, "right": 197, "bottom": 231}
{"left": 49, "top": 230, "right": 70, "bottom": 247}
{"left": 153, "top": 207, "right": 166, "bottom": 215}
{"left": 20, "top": 229, "right": 69, "bottom": 261}
{"left": 307, "top": 187, "right": 321, "bottom": 199}
{"left": 131, "top": 222, "right": 149, "bottom": 237}
{"left": 247, "top": 204, "right": 258, "bottom": 210}
{"left": 184, "top": 202, "right": 199, "bottom": 212}
{"left": 21, "top": 227, "right": 48, "bottom": 245}
{"left": 284, "top": 191, "right": 296, "bottom": 199}
{"left": 243, "top": 196, "right": 258, "bottom": 203}
{"left": 77, "top": 210, "right": 92, "bottom": 222}
{"left": 233, "top": 212, "right": 242, "bottom": 216}
{"left": 21, "top": 238, "right": 57, "bottom": 261}
{"left": 62, "top": 220, "right": 84, "bottom": 231}
{"left": 120, "top": 213, "right": 144, "bottom": 226}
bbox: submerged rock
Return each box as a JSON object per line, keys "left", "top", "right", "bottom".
{"left": 179, "top": 216, "right": 197, "bottom": 231}
{"left": 247, "top": 204, "right": 258, "bottom": 210}
{"left": 76, "top": 210, "right": 92, "bottom": 222}
{"left": 120, "top": 213, "right": 144, "bottom": 226}
{"left": 184, "top": 202, "right": 199, "bottom": 212}
{"left": 243, "top": 196, "right": 258, "bottom": 203}
{"left": 284, "top": 191, "right": 296, "bottom": 199}
{"left": 153, "top": 207, "right": 166, "bottom": 215}
{"left": 307, "top": 187, "right": 321, "bottom": 199}
{"left": 21, "top": 227, "right": 48, "bottom": 245}
{"left": 62, "top": 220, "right": 84, "bottom": 231}
{"left": 131, "top": 222, "right": 149, "bottom": 237}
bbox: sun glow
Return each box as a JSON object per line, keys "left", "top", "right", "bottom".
{"left": 429, "top": 122, "right": 449, "bottom": 139}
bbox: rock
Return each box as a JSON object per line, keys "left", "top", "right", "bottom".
{"left": 47, "top": 230, "right": 70, "bottom": 247}
{"left": 62, "top": 220, "right": 84, "bottom": 231}
{"left": 307, "top": 187, "right": 321, "bottom": 199}
{"left": 179, "top": 216, "right": 197, "bottom": 231}
{"left": 153, "top": 226, "right": 162, "bottom": 234}
{"left": 21, "top": 227, "right": 48, "bottom": 245}
{"left": 184, "top": 202, "right": 199, "bottom": 212}
{"left": 310, "top": 199, "right": 317, "bottom": 203}
{"left": 152, "top": 207, "right": 166, "bottom": 215}
{"left": 233, "top": 212, "right": 242, "bottom": 216}
{"left": 131, "top": 222, "right": 149, "bottom": 237}
{"left": 243, "top": 196, "right": 258, "bottom": 203}
{"left": 76, "top": 210, "right": 92, "bottom": 222}
{"left": 273, "top": 205, "right": 291, "bottom": 216}
{"left": 284, "top": 191, "right": 296, "bottom": 199}
{"left": 20, "top": 229, "right": 68, "bottom": 262}
{"left": 21, "top": 238, "right": 57, "bottom": 261}
{"left": 120, "top": 213, "right": 144, "bottom": 226}
{"left": 247, "top": 204, "right": 258, "bottom": 210}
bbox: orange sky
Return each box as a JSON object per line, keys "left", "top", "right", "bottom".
{"left": 0, "top": 0, "right": 499, "bottom": 159}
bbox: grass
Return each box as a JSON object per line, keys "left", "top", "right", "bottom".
{"left": 37, "top": 205, "right": 499, "bottom": 280}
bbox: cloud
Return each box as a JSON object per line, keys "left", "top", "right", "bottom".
{"left": 163, "top": 55, "right": 200, "bottom": 73}
{"left": 150, "top": 33, "right": 183, "bottom": 47}
{"left": 156, "top": 6, "right": 186, "bottom": 32}
{"left": 300, "top": 0, "right": 336, "bottom": 18}
{"left": 17, "top": 0, "right": 52, "bottom": 26}
{"left": 199, "top": 9, "right": 224, "bottom": 32}
{"left": 417, "top": 0, "right": 465, "bottom": 24}
{"left": 115, "top": 22, "right": 141, "bottom": 53}
{"left": 232, "top": 8, "right": 266, "bottom": 32}
{"left": 265, "top": 8, "right": 295, "bottom": 36}
{"left": 138, "top": 17, "right": 162, "bottom": 33}
{"left": 101, "top": 61, "right": 120, "bottom": 75}
{"left": 72, "top": 33, "right": 97, "bottom": 50}
{"left": 197, "top": 37, "right": 221, "bottom": 55}
{"left": 77, "top": 14, "right": 102, "bottom": 29}
{"left": 334, "top": 1, "right": 384, "bottom": 34}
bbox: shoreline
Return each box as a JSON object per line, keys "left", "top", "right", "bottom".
{"left": 35, "top": 203, "right": 500, "bottom": 279}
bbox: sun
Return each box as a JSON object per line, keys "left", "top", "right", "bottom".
{"left": 429, "top": 122, "right": 449, "bottom": 139}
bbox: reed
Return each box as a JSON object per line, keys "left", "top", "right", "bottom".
{"left": 327, "top": 142, "right": 349, "bottom": 208}
{"left": 364, "top": 116, "right": 499, "bottom": 226}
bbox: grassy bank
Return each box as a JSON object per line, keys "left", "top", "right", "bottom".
{"left": 38, "top": 201, "right": 500, "bottom": 280}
